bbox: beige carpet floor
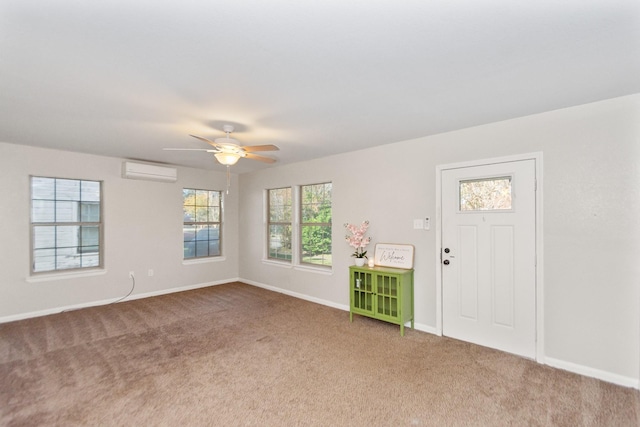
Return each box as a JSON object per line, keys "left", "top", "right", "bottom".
{"left": 1, "top": 282, "right": 639, "bottom": 426}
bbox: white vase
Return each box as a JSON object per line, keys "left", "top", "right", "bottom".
{"left": 354, "top": 258, "right": 366, "bottom": 267}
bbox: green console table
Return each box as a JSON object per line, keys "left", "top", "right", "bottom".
{"left": 349, "top": 265, "right": 414, "bottom": 336}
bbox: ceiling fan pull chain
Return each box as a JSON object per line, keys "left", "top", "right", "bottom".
{"left": 226, "top": 165, "right": 231, "bottom": 194}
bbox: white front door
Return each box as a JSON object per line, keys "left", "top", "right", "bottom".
{"left": 441, "top": 159, "right": 536, "bottom": 358}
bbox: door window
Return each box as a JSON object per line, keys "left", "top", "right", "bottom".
{"left": 459, "top": 176, "right": 512, "bottom": 212}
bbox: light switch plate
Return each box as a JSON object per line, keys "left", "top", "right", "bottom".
{"left": 413, "top": 219, "right": 424, "bottom": 229}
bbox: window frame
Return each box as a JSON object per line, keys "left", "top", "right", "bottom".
{"left": 30, "top": 176, "right": 104, "bottom": 275}
{"left": 299, "top": 182, "right": 332, "bottom": 268}
{"left": 182, "top": 188, "right": 223, "bottom": 260}
{"left": 267, "top": 187, "right": 293, "bottom": 262}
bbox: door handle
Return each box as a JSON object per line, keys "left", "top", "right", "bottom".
{"left": 443, "top": 260, "right": 450, "bottom": 265}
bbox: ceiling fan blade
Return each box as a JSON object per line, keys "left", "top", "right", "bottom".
{"left": 163, "top": 148, "right": 218, "bottom": 152}
{"left": 242, "top": 144, "right": 280, "bottom": 152}
{"left": 189, "top": 134, "right": 222, "bottom": 148}
{"left": 244, "top": 152, "right": 277, "bottom": 163}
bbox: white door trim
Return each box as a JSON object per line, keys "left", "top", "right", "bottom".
{"left": 435, "top": 152, "right": 544, "bottom": 362}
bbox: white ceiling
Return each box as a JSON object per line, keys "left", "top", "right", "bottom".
{"left": 1, "top": 1, "right": 639, "bottom": 174}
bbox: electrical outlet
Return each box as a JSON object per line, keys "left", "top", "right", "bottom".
{"left": 129, "top": 271, "right": 135, "bottom": 279}
{"left": 148, "top": 269, "right": 154, "bottom": 277}
{"left": 424, "top": 217, "right": 431, "bottom": 230}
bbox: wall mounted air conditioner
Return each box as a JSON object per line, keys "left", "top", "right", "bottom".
{"left": 122, "top": 161, "right": 178, "bottom": 183}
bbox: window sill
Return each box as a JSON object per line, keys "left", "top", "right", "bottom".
{"left": 262, "top": 259, "right": 292, "bottom": 269}
{"left": 261, "top": 259, "right": 333, "bottom": 275}
{"left": 26, "top": 268, "right": 107, "bottom": 283}
{"left": 294, "top": 264, "right": 333, "bottom": 275}
{"left": 182, "top": 256, "right": 226, "bottom": 265}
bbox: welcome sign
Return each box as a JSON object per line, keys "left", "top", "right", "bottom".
{"left": 373, "top": 243, "right": 414, "bottom": 269}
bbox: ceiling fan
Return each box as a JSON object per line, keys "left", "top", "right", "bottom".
{"left": 164, "top": 124, "right": 279, "bottom": 193}
{"left": 164, "top": 124, "right": 279, "bottom": 166}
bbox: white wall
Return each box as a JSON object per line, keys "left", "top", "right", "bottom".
{"left": 0, "top": 143, "right": 239, "bottom": 319}
{"left": 239, "top": 94, "right": 640, "bottom": 386}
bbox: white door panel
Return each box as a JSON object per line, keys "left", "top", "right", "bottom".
{"left": 457, "top": 225, "right": 478, "bottom": 320}
{"left": 442, "top": 160, "right": 536, "bottom": 358}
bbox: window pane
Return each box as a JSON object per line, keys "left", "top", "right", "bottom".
{"left": 208, "top": 225, "right": 220, "bottom": 241}
{"left": 208, "top": 207, "right": 220, "bottom": 222}
{"left": 183, "top": 206, "right": 196, "bottom": 222}
{"left": 56, "top": 179, "right": 81, "bottom": 201}
{"left": 195, "top": 206, "right": 208, "bottom": 222}
{"left": 208, "top": 237, "right": 220, "bottom": 257}
{"left": 32, "top": 177, "right": 55, "bottom": 200}
{"left": 33, "top": 248, "right": 55, "bottom": 272}
{"left": 81, "top": 181, "right": 100, "bottom": 202}
{"left": 57, "top": 247, "right": 81, "bottom": 270}
{"left": 269, "top": 224, "right": 292, "bottom": 261}
{"left": 183, "top": 225, "right": 196, "bottom": 243}
{"left": 460, "top": 177, "right": 512, "bottom": 211}
{"left": 32, "top": 200, "right": 55, "bottom": 222}
{"left": 195, "top": 189, "right": 209, "bottom": 204}
{"left": 209, "top": 191, "right": 220, "bottom": 206}
{"left": 302, "top": 183, "right": 332, "bottom": 223}
{"left": 34, "top": 226, "right": 55, "bottom": 249}
{"left": 184, "top": 240, "right": 196, "bottom": 259}
{"left": 269, "top": 188, "right": 292, "bottom": 222}
{"left": 193, "top": 225, "right": 207, "bottom": 240}
{"left": 56, "top": 201, "right": 79, "bottom": 222}
{"left": 80, "top": 202, "right": 100, "bottom": 222}
{"left": 195, "top": 240, "right": 209, "bottom": 257}
{"left": 301, "top": 224, "right": 332, "bottom": 266}
{"left": 57, "top": 225, "right": 79, "bottom": 247}
{"left": 81, "top": 252, "right": 100, "bottom": 267}
{"left": 81, "top": 226, "right": 99, "bottom": 247}
{"left": 270, "top": 206, "right": 284, "bottom": 222}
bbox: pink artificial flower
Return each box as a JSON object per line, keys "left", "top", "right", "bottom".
{"left": 344, "top": 220, "right": 372, "bottom": 258}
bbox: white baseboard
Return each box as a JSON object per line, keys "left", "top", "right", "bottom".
{"left": 413, "top": 322, "right": 439, "bottom": 336}
{"left": 124, "top": 277, "right": 239, "bottom": 302}
{"left": 545, "top": 357, "right": 639, "bottom": 390}
{"left": 241, "top": 278, "right": 349, "bottom": 312}
{"left": 0, "top": 278, "right": 238, "bottom": 324}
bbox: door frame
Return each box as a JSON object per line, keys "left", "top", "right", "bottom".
{"left": 435, "top": 152, "right": 544, "bottom": 362}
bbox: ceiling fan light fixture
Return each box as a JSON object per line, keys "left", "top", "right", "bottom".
{"left": 214, "top": 152, "right": 241, "bottom": 166}
{"left": 170, "top": 124, "right": 279, "bottom": 194}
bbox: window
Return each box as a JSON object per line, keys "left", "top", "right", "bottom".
{"left": 31, "top": 177, "right": 102, "bottom": 274}
{"left": 183, "top": 188, "right": 222, "bottom": 259}
{"left": 300, "top": 182, "right": 332, "bottom": 266}
{"left": 459, "top": 176, "right": 512, "bottom": 212}
{"left": 267, "top": 187, "right": 292, "bottom": 261}
{"left": 265, "top": 183, "right": 332, "bottom": 268}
